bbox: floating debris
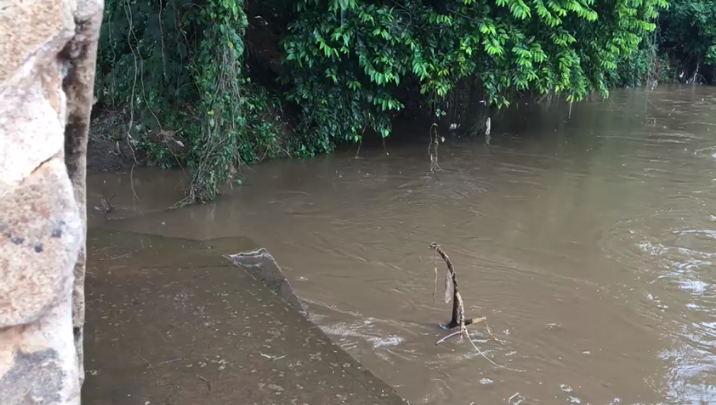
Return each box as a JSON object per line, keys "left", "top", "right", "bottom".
{"left": 429, "top": 242, "right": 502, "bottom": 367}
{"left": 260, "top": 352, "right": 286, "bottom": 361}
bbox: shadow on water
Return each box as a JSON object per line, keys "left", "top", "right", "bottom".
{"left": 87, "top": 85, "right": 716, "bottom": 405}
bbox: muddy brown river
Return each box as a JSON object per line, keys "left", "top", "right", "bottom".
{"left": 87, "top": 86, "right": 716, "bottom": 405}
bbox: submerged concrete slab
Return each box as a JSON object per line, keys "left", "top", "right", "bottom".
{"left": 82, "top": 229, "right": 408, "bottom": 405}
{"left": 226, "top": 248, "right": 308, "bottom": 317}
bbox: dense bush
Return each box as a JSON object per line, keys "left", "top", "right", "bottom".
{"left": 97, "top": 0, "right": 292, "bottom": 201}
{"left": 607, "top": 32, "right": 671, "bottom": 88}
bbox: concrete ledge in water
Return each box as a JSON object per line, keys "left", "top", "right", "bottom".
{"left": 83, "top": 232, "right": 409, "bottom": 405}
{"left": 226, "top": 248, "right": 308, "bottom": 317}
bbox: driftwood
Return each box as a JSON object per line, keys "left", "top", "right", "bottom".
{"left": 430, "top": 242, "right": 483, "bottom": 331}
{"left": 430, "top": 242, "right": 501, "bottom": 366}
{"left": 95, "top": 194, "right": 116, "bottom": 214}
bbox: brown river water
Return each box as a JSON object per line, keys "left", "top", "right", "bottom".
{"left": 87, "top": 85, "right": 716, "bottom": 405}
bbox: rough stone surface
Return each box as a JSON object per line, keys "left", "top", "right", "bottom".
{"left": 0, "top": 349, "right": 64, "bottom": 404}
{"left": 61, "top": 1, "right": 104, "bottom": 386}
{"left": 0, "top": 158, "right": 83, "bottom": 326}
{"left": 0, "top": 299, "right": 79, "bottom": 404}
{"left": 0, "top": 0, "right": 103, "bottom": 402}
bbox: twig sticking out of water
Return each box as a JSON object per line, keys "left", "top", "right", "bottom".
{"left": 429, "top": 242, "right": 502, "bottom": 366}
{"left": 355, "top": 125, "right": 367, "bottom": 159}
{"left": 429, "top": 242, "right": 481, "bottom": 330}
{"left": 96, "top": 194, "right": 117, "bottom": 215}
{"left": 428, "top": 124, "right": 442, "bottom": 173}
{"left": 432, "top": 250, "right": 439, "bottom": 304}
{"left": 130, "top": 164, "right": 140, "bottom": 202}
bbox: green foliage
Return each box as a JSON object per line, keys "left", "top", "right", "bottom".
{"left": 659, "top": 0, "right": 716, "bottom": 82}
{"left": 97, "top": 0, "right": 678, "bottom": 202}
{"left": 97, "top": 0, "right": 195, "bottom": 167}
{"left": 97, "top": 0, "right": 289, "bottom": 202}
{"left": 281, "top": 0, "right": 666, "bottom": 151}
{"left": 185, "top": 0, "right": 249, "bottom": 202}
{"left": 608, "top": 30, "right": 670, "bottom": 88}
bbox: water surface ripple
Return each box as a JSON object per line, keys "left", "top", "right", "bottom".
{"left": 89, "top": 86, "right": 716, "bottom": 405}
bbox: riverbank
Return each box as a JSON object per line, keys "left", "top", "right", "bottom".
{"left": 86, "top": 111, "right": 158, "bottom": 174}
{"left": 81, "top": 228, "right": 408, "bottom": 404}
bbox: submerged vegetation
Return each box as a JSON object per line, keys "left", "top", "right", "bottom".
{"left": 95, "top": 0, "right": 714, "bottom": 202}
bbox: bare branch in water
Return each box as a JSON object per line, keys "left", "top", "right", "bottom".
{"left": 96, "top": 194, "right": 117, "bottom": 216}
{"left": 429, "top": 242, "right": 502, "bottom": 366}
{"left": 429, "top": 242, "right": 477, "bottom": 329}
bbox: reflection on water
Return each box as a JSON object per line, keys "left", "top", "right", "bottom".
{"left": 88, "top": 85, "right": 716, "bottom": 405}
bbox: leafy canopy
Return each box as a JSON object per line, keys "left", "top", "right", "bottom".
{"left": 281, "top": 0, "right": 667, "bottom": 154}
{"left": 95, "top": 0, "right": 669, "bottom": 201}
{"left": 660, "top": 0, "right": 716, "bottom": 70}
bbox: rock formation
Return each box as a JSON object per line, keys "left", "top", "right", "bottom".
{"left": 0, "top": 0, "right": 103, "bottom": 403}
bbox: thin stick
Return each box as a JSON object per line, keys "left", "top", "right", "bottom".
{"left": 428, "top": 124, "right": 441, "bottom": 173}
{"left": 355, "top": 125, "right": 366, "bottom": 159}
{"left": 157, "top": 357, "right": 184, "bottom": 366}
{"left": 158, "top": 0, "right": 167, "bottom": 80}
{"left": 432, "top": 250, "right": 438, "bottom": 304}
{"left": 197, "top": 375, "right": 211, "bottom": 392}
{"left": 123, "top": 0, "right": 139, "bottom": 164}
{"left": 465, "top": 329, "right": 502, "bottom": 367}
{"left": 483, "top": 319, "right": 506, "bottom": 345}
{"left": 435, "top": 330, "right": 462, "bottom": 345}
{"left": 130, "top": 164, "right": 140, "bottom": 201}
